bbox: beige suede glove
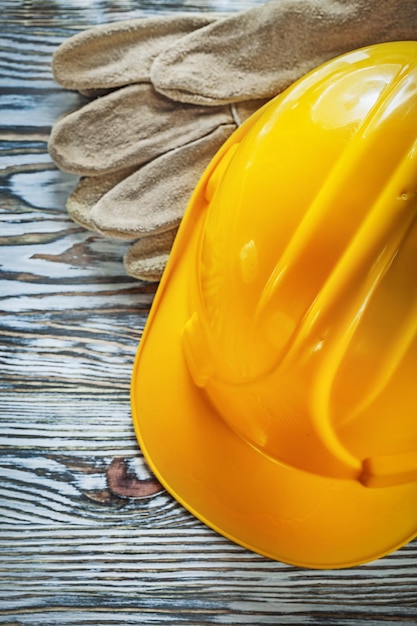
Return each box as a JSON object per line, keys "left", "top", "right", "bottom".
{"left": 49, "top": 13, "right": 265, "bottom": 279}
{"left": 49, "top": 0, "right": 417, "bottom": 281}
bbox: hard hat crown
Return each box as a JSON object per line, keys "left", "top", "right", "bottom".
{"left": 182, "top": 41, "right": 417, "bottom": 486}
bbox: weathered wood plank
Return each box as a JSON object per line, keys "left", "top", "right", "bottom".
{"left": 1, "top": 509, "right": 417, "bottom": 618}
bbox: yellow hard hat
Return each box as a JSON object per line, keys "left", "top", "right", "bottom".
{"left": 131, "top": 41, "right": 417, "bottom": 569}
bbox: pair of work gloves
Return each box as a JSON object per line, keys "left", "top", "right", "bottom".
{"left": 49, "top": 0, "right": 417, "bottom": 281}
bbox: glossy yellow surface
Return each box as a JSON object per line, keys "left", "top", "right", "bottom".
{"left": 131, "top": 42, "right": 417, "bottom": 568}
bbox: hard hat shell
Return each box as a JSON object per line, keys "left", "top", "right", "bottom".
{"left": 131, "top": 41, "right": 417, "bottom": 569}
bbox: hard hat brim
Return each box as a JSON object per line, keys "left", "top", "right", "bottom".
{"left": 131, "top": 107, "right": 417, "bottom": 570}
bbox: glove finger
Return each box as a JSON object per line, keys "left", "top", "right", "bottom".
{"left": 48, "top": 83, "right": 234, "bottom": 176}
{"left": 66, "top": 165, "right": 138, "bottom": 230}
{"left": 90, "top": 123, "right": 236, "bottom": 239}
{"left": 52, "top": 13, "right": 221, "bottom": 93}
{"left": 151, "top": 0, "right": 417, "bottom": 105}
{"left": 124, "top": 228, "right": 178, "bottom": 282}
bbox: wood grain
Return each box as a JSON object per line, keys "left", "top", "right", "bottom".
{"left": 1, "top": 1, "right": 417, "bottom": 624}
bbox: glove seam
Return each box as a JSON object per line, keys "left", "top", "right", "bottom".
{"left": 229, "top": 103, "right": 243, "bottom": 127}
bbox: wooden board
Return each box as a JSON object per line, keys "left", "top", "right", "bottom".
{"left": 1, "top": 1, "right": 416, "bottom": 624}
